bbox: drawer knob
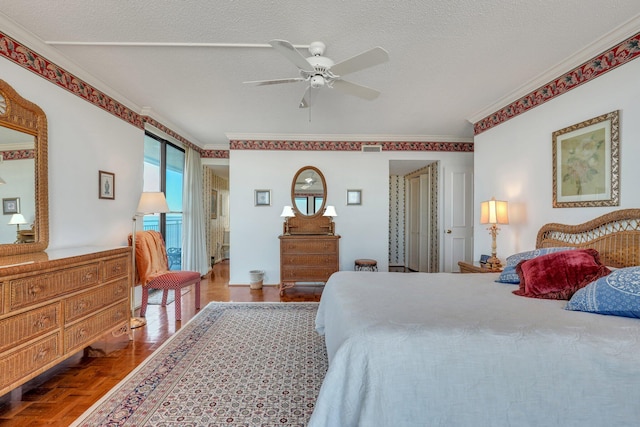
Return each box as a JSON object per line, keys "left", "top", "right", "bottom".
{"left": 78, "top": 327, "right": 89, "bottom": 338}
{"left": 75, "top": 300, "right": 89, "bottom": 311}
{"left": 35, "top": 315, "right": 50, "bottom": 329}
{"left": 34, "top": 347, "right": 49, "bottom": 361}
{"left": 29, "top": 284, "right": 41, "bottom": 296}
{"left": 112, "top": 264, "right": 122, "bottom": 273}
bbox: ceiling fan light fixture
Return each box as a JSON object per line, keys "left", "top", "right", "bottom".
{"left": 310, "top": 75, "right": 325, "bottom": 88}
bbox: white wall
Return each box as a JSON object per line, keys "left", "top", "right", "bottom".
{"left": 229, "top": 149, "right": 472, "bottom": 284}
{"left": 474, "top": 57, "right": 640, "bottom": 260}
{"left": 0, "top": 58, "right": 144, "bottom": 250}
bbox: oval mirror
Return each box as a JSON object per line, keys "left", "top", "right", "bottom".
{"left": 291, "top": 166, "right": 326, "bottom": 217}
{"left": 0, "top": 79, "right": 48, "bottom": 256}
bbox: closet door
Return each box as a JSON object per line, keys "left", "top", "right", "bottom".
{"left": 407, "top": 177, "right": 420, "bottom": 271}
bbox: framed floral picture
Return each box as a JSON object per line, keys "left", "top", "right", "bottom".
{"left": 2, "top": 197, "right": 19, "bottom": 215}
{"left": 98, "top": 170, "right": 115, "bottom": 200}
{"left": 255, "top": 189, "right": 271, "bottom": 206}
{"left": 552, "top": 110, "right": 619, "bottom": 208}
{"left": 346, "top": 189, "right": 362, "bottom": 205}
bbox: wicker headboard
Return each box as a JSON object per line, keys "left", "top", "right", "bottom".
{"left": 536, "top": 209, "right": 640, "bottom": 268}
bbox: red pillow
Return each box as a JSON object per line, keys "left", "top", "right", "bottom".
{"left": 513, "top": 248, "right": 610, "bottom": 300}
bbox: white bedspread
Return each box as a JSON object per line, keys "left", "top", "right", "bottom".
{"left": 309, "top": 271, "right": 640, "bottom": 427}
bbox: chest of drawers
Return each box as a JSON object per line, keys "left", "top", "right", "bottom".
{"left": 0, "top": 246, "right": 131, "bottom": 396}
{"left": 279, "top": 235, "right": 340, "bottom": 296}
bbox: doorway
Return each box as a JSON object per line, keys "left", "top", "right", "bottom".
{"left": 389, "top": 161, "right": 439, "bottom": 272}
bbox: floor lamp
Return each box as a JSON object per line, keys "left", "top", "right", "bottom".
{"left": 130, "top": 191, "right": 170, "bottom": 329}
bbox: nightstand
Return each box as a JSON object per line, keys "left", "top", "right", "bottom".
{"left": 458, "top": 261, "right": 503, "bottom": 273}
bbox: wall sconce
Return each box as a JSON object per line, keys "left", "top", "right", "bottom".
{"left": 480, "top": 197, "right": 509, "bottom": 269}
{"left": 280, "top": 205, "right": 295, "bottom": 235}
{"left": 323, "top": 205, "right": 337, "bottom": 235}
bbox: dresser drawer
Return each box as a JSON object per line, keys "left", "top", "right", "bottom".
{"left": 64, "top": 279, "right": 129, "bottom": 323}
{"left": 281, "top": 254, "right": 338, "bottom": 267}
{"left": 0, "top": 333, "right": 61, "bottom": 386}
{"left": 10, "top": 263, "right": 100, "bottom": 310}
{"left": 281, "top": 239, "right": 338, "bottom": 254}
{"left": 0, "top": 303, "right": 61, "bottom": 354}
{"left": 281, "top": 267, "right": 337, "bottom": 282}
{"left": 64, "top": 300, "right": 129, "bottom": 353}
{"left": 102, "top": 255, "right": 129, "bottom": 282}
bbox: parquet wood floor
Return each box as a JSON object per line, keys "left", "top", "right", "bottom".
{"left": 0, "top": 260, "right": 322, "bottom": 426}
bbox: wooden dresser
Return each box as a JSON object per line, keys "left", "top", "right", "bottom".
{"left": 279, "top": 234, "right": 340, "bottom": 295}
{"left": 0, "top": 246, "right": 131, "bottom": 396}
{"left": 278, "top": 209, "right": 341, "bottom": 296}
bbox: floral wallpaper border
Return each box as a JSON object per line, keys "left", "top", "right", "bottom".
{"left": 4, "top": 26, "right": 638, "bottom": 148}
{"left": 474, "top": 31, "right": 640, "bottom": 135}
{"left": 229, "top": 140, "right": 473, "bottom": 152}
{"left": 0, "top": 149, "right": 33, "bottom": 160}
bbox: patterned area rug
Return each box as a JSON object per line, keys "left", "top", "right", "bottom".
{"left": 71, "top": 302, "right": 327, "bottom": 426}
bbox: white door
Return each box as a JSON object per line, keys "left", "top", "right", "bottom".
{"left": 443, "top": 166, "right": 473, "bottom": 272}
{"left": 407, "top": 174, "right": 432, "bottom": 272}
{"left": 418, "top": 174, "right": 431, "bottom": 272}
{"left": 407, "top": 177, "right": 420, "bottom": 271}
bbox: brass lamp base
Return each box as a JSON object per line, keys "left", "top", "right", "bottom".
{"left": 485, "top": 256, "right": 502, "bottom": 269}
{"left": 130, "top": 317, "right": 147, "bottom": 329}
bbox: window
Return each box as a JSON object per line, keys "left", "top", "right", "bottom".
{"left": 295, "top": 196, "right": 324, "bottom": 215}
{"left": 143, "top": 132, "right": 185, "bottom": 270}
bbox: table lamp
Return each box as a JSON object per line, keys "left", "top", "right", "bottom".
{"left": 480, "top": 197, "right": 509, "bottom": 269}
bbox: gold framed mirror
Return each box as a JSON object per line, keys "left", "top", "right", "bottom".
{"left": 0, "top": 79, "right": 48, "bottom": 256}
{"left": 291, "top": 166, "right": 326, "bottom": 217}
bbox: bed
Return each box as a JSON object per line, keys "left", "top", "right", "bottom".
{"left": 309, "top": 209, "right": 640, "bottom": 427}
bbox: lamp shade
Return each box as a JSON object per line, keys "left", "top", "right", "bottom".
{"left": 8, "top": 213, "right": 27, "bottom": 225}
{"left": 480, "top": 198, "right": 509, "bottom": 225}
{"left": 280, "top": 206, "right": 295, "bottom": 218}
{"left": 136, "top": 192, "right": 170, "bottom": 214}
{"left": 323, "top": 205, "right": 338, "bottom": 217}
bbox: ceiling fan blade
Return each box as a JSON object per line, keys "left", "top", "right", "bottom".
{"left": 269, "top": 39, "right": 315, "bottom": 73}
{"left": 330, "top": 47, "right": 389, "bottom": 76}
{"left": 243, "top": 77, "right": 305, "bottom": 86}
{"left": 331, "top": 79, "right": 380, "bottom": 100}
{"left": 299, "top": 87, "right": 311, "bottom": 109}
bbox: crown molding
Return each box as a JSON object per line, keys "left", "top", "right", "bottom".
{"left": 204, "top": 143, "right": 231, "bottom": 151}
{"left": 467, "top": 13, "right": 640, "bottom": 124}
{"left": 224, "top": 133, "right": 473, "bottom": 143}
{"left": 0, "top": 142, "right": 33, "bottom": 151}
{"left": 141, "top": 107, "right": 203, "bottom": 148}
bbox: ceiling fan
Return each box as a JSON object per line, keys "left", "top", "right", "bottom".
{"left": 244, "top": 39, "right": 389, "bottom": 108}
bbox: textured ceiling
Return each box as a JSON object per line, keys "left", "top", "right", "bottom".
{"left": 1, "top": 1, "right": 640, "bottom": 149}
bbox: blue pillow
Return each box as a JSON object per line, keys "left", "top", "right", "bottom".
{"left": 496, "top": 247, "right": 575, "bottom": 284}
{"left": 565, "top": 266, "right": 640, "bottom": 318}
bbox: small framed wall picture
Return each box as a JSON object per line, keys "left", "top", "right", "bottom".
{"left": 2, "top": 197, "right": 20, "bottom": 215}
{"left": 347, "top": 189, "right": 362, "bottom": 205}
{"left": 255, "top": 189, "right": 271, "bottom": 206}
{"left": 98, "top": 170, "right": 115, "bottom": 200}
